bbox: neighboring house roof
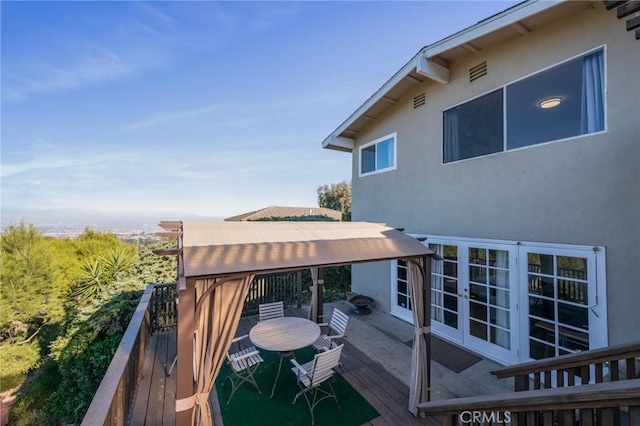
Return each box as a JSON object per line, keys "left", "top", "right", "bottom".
{"left": 322, "top": 0, "right": 588, "bottom": 151}
{"left": 224, "top": 206, "right": 342, "bottom": 221}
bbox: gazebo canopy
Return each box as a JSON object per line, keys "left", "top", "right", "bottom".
{"left": 160, "top": 220, "right": 435, "bottom": 425}
{"left": 164, "top": 221, "right": 434, "bottom": 278}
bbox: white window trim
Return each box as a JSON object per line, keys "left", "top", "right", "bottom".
{"left": 442, "top": 45, "right": 608, "bottom": 165}
{"left": 358, "top": 132, "right": 397, "bottom": 177}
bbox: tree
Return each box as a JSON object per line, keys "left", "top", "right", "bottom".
{"left": 0, "top": 223, "right": 65, "bottom": 342}
{"left": 317, "top": 180, "right": 352, "bottom": 221}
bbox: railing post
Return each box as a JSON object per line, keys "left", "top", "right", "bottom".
{"left": 296, "top": 271, "right": 302, "bottom": 308}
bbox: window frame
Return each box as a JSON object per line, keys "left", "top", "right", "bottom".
{"left": 358, "top": 132, "right": 397, "bottom": 177}
{"left": 442, "top": 46, "right": 607, "bottom": 165}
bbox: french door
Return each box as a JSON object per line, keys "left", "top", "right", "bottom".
{"left": 429, "top": 239, "right": 519, "bottom": 364}
{"left": 518, "top": 245, "right": 607, "bottom": 361}
{"left": 392, "top": 237, "right": 606, "bottom": 365}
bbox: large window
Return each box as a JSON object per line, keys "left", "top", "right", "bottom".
{"left": 359, "top": 133, "right": 396, "bottom": 176}
{"left": 443, "top": 48, "right": 605, "bottom": 163}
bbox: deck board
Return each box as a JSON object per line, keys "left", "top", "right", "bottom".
{"left": 130, "top": 309, "right": 440, "bottom": 425}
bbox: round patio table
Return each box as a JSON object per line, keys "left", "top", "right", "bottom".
{"left": 249, "top": 317, "right": 320, "bottom": 398}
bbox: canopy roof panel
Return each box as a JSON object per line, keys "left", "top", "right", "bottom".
{"left": 177, "top": 221, "right": 433, "bottom": 278}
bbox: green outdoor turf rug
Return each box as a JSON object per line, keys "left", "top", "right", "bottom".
{"left": 215, "top": 347, "right": 379, "bottom": 426}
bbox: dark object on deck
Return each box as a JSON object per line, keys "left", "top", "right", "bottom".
{"left": 347, "top": 294, "right": 374, "bottom": 315}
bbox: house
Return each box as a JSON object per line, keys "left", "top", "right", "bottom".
{"left": 322, "top": 0, "right": 640, "bottom": 366}
{"left": 224, "top": 206, "right": 342, "bottom": 221}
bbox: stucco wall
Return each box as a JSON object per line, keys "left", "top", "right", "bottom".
{"left": 350, "top": 4, "right": 640, "bottom": 345}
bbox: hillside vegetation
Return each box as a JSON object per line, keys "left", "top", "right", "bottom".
{"left": 0, "top": 223, "right": 176, "bottom": 425}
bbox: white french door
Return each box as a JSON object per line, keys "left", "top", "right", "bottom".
{"left": 390, "top": 259, "right": 413, "bottom": 323}
{"left": 518, "top": 244, "right": 607, "bottom": 361}
{"left": 391, "top": 237, "right": 606, "bottom": 365}
{"left": 429, "top": 239, "right": 519, "bottom": 364}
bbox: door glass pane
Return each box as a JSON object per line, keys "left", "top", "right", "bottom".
{"left": 530, "top": 339, "right": 554, "bottom": 360}
{"left": 492, "top": 269, "right": 509, "bottom": 288}
{"left": 397, "top": 294, "right": 408, "bottom": 309}
{"left": 444, "top": 311, "right": 458, "bottom": 328}
{"left": 470, "top": 320, "right": 487, "bottom": 340}
{"left": 558, "top": 279, "right": 587, "bottom": 305}
{"left": 527, "top": 251, "right": 592, "bottom": 360}
{"left": 470, "top": 284, "right": 487, "bottom": 302}
{"left": 431, "top": 243, "right": 459, "bottom": 330}
{"left": 470, "top": 301, "right": 487, "bottom": 321}
{"left": 490, "top": 327, "right": 510, "bottom": 349}
{"left": 469, "top": 247, "right": 487, "bottom": 265}
{"left": 559, "top": 328, "right": 589, "bottom": 352}
{"left": 443, "top": 245, "right": 458, "bottom": 260}
{"left": 490, "top": 307, "right": 510, "bottom": 328}
{"left": 558, "top": 303, "right": 588, "bottom": 330}
{"left": 557, "top": 256, "right": 587, "bottom": 279}
{"left": 469, "top": 266, "right": 487, "bottom": 283}
{"left": 443, "top": 262, "right": 457, "bottom": 277}
{"left": 528, "top": 253, "right": 554, "bottom": 275}
{"left": 491, "top": 288, "right": 510, "bottom": 309}
{"left": 529, "top": 296, "right": 555, "bottom": 320}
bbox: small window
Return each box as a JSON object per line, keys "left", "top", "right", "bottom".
{"left": 359, "top": 133, "right": 397, "bottom": 176}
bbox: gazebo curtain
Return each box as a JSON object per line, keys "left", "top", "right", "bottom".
{"left": 407, "top": 256, "right": 431, "bottom": 416}
{"left": 176, "top": 274, "right": 255, "bottom": 426}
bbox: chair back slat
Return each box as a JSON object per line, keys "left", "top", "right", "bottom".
{"left": 259, "top": 301, "right": 284, "bottom": 322}
{"left": 329, "top": 309, "right": 349, "bottom": 336}
{"left": 310, "top": 344, "right": 343, "bottom": 386}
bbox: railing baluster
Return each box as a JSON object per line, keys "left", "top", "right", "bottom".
{"left": 627, "top": 357, "right": 637, "bottom": 379}
{"left": 611, "top": 360, "right": 620, "bottom": 381}
{"left": 595, "top": 362, "right": 603, "bottom": 383}
{"left": 580, "top": 408, "right": 594, "bottom": 426}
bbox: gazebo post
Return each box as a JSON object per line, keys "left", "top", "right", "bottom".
{"left": 422, "top": 254, "right": 432, "bottom": 402}
{"left": 175, "top": 277, "right": 195, "bottom": 426}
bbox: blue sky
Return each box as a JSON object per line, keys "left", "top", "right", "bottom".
{"left": 2, "top": 1, "right": 517, "bottom": 223}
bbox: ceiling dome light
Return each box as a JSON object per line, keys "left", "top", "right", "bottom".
{"left": 539, "top": 97, "right": 562, "bottom": 109}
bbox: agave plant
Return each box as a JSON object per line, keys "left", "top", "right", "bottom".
{"left": 103, "top": 247, "right": 136, "bottom": 280}
{"left": 75, "top": 258, "right": 106, "bottom": 300}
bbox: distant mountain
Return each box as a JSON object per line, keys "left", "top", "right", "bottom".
{"left": 1, "top": 208, "right": 223, "bottom": 237}
{"left": 1, "top": 208, "right": 219, "bottom": 227}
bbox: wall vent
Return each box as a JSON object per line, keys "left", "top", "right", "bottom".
{"left": 469, "top": 61, "right": 488, "bottom": 82}
{"left": 413, "top": 92, "right": 426, "bottom": 108}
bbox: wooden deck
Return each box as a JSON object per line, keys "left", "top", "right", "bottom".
{"left": 129, "top": 308, "right": 441, "bottom": 425}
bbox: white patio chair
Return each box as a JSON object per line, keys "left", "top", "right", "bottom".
{"left": 221, "top": 334, "right": 264, "bottom": 404}
{"left": 290, "top": 343, "right": 344, "bottom": 425}
{"left": 259, "top": 301, "right": 284, "bottom": 322}
{"left": 312, "top": 308, "right": 349, "bottom": 352}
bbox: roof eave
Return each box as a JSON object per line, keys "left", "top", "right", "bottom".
{"left": 321, "top": 0, "right": 565, "bottom": 152}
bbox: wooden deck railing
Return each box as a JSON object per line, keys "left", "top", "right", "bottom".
{"left": 151, "top": 282, "right": 178, "bottom": 332}
{"left": 243, "top": 271, "right": 303, "bottom": 316}
{"left": 80, "top": 274, "right": 303, "bottom": 425}
{"left": 81, "top": 284, "right": 155, "bottom": 426}
{"left": 492, "top": 341, "right": 640, "bottom": 391}
{"left": 418, "top": 341, "right": 640, "bottom": 425}
{"left": 418, "top": 379, "right": 640, "bottom": 425}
